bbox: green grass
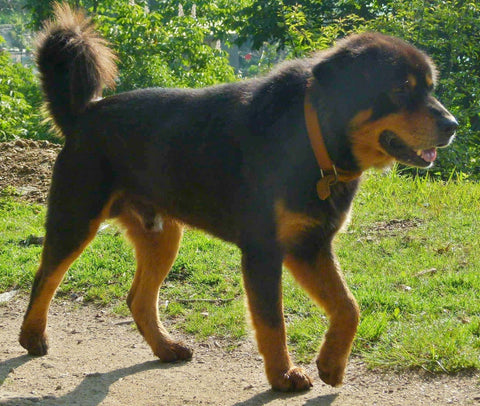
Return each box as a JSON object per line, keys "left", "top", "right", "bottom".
{"left": 1, "top": 169, "right": 480, "bottom": 373}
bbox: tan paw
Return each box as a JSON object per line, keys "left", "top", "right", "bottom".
{"left": 19, "top": 329, "right": 49, "bottom": 356}
{"left": 270, "top": 367, "right": 313, "bottom": 392}
{"left": 316, "top": 356, "right": 346, "bottom": 387}
{"left": 155, "top": 340, "right": 193, "bottom": 362}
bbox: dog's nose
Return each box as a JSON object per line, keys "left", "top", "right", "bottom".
{"left": 436, "top": 116, "right": 458, "bottom": 147}
{"left": 439, "top": 116, "right": 458, "bottom": 136}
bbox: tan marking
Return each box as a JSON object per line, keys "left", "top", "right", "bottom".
{"left": 118, "top": 210, "right": 190, "bottom": 361}
{"left": 252, "top": 323, "right": 293, "bottom": 388}
{"left": 275, "top": 200, "right": 321, "bottom": 246}
{"left": 407, "top": 74, "right": 417, "bottom": 89}
{"left": 243, "top": 275, "right": 313, "bottom": 391}
{"left": 242, "top": 267, "right": 290, "bottom": 385}
{"left": 349, "top": 107, "right": 437, "bottom": 170}
{"left": 20, "top": 194, "right": 118, "bottom": 349}
{"left": 284, "top": 253, "right": 359, "bottom": 387}
{"left": 349, "top": 109, "right": 373, "bottom": 130}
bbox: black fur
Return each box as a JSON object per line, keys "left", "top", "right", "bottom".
{"left": 21, "top": 3, "right": 457, "bottom": 391}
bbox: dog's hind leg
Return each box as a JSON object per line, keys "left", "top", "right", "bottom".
{"left": 284, "top": 248, "right": 360, "bottom": 387}
{"left": 19, "top": 149, "right": 113, "bottom": 356}
{"left": 118, "top": 210, "right": 192, "bottom": 362}
{"left": 242, "top": 245, "right": 313, "bottom": 392}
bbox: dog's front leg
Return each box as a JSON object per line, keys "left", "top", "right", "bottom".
{"left": 242, "top": 246, "right": 313, "bottom": 392}
{"left": 285, "top": 249, "right": 360, "bottom": 387}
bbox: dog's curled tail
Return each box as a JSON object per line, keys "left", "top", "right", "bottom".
{"left": 36, "top": 2, "right": 117, "bottom": 136}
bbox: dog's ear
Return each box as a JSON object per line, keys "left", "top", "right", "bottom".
{"left": 312, "top": 47, "right": 380, "bottom": 107}
{"left": 312, "top": 50, "right": 355, "bottom": 86}
{"left": 312, "top": 47, "right": 379, "bottom": 91}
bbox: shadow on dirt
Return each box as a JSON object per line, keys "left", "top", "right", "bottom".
{"left": 233, "top": 391, "right": 338, "bottom": 406}
{"left": 0, "top": 355, "right": 338, "bottom": 406}
{"left": 0, "top": 355, "right": 31, "bottom": 386}
{"left": 0, "top": 359, "right": 173, "bottom": 405}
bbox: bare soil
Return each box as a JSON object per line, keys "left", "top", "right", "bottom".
{"left": 1, "top": 140, "right": 480, "bottom": 405}
{"left": 0, "top": 140, "right": 61, "bottom": 204}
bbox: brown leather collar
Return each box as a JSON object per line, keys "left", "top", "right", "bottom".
{"left": 304, "top": 81, "right": 362, "bottom": 199}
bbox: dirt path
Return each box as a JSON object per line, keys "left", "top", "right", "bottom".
{"left": 1, "top": 141, "right": 480, "bottom": 405}
{"left": 0, "top": 295, "right": 479, "bottom": 406}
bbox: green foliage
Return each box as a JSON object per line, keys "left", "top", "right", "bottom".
{"left": 229, "top": 0, "right": 369, "bottom": 52}
{"left": 0, "top": 0, "right": 28, "bottom": 24}
{"left": 11, "top": 0, "right": 236, "bottom": 142}
{"left": 0, "top": 0, "right": 34, "bottom": 49}
{"left": 23, "top": 0, "right": 237, "bottom": 90}
{"left": 0, "top": 39, "right": 52, "bottom": 142}
{"left": 23, "top": 0, "right": 102, "bottom": 29}
{"left": 94, "top": 1, "right": 236, "bottom": 90}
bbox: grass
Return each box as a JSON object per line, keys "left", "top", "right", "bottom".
{"left": 1, "top": 168, "right": 479, "bottom": 373}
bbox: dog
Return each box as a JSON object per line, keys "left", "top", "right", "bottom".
{"left": 19, "top": 3, "right": 457, "bottom": 392}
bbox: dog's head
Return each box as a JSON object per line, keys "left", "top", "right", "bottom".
{"left": 312, "top": 32, "right": 457, "bottom": 170}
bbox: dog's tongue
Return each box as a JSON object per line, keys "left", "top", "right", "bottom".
{"left": 421, "top": 148, "right": 437, "bottom": 163}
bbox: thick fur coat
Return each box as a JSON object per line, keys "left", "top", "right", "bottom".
{"left": 20, "top": 3, "right": 457, "bottom": 392}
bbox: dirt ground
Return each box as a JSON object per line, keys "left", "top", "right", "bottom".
{"left": 1, "top": 296, "right": 479, "bottom": 406}
{"left": 0, "top": 140, "right": 61, "bottom": 204}
{"left": 1, "top": 140, "right": 480, "bottom": 405}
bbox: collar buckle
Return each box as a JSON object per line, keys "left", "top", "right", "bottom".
{"left": 320, "top": 164, "right": 338, "bottom": 184}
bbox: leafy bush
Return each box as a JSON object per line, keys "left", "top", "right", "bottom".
{"left": 94, "top": 1, "right": 236, "bottom": 91}
{"left": 0, "top": 37, "right": 53, "bottom": 142}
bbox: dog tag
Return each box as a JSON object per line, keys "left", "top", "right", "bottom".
{"left": 316, "top": 174, "right": 336, "bottom": 200}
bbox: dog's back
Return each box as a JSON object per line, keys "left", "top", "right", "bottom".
{"left": 36, "top": 4, "right": 313, "bottom": 242}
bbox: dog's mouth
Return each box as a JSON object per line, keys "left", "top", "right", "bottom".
{"left": 379, "top": 130, "right": 438, "bottom": 168}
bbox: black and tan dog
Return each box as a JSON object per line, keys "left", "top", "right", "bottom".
{"left": 19, "top": 3, "right": 457, "bottom": 392}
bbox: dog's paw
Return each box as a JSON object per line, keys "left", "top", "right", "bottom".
{"left": 316, "top": 356, "right": 345, "bottom": 387}
{"left": 19, "top": 329, "right": 49, "bottom": 356}
{"left": 155, "top": 341, "right": 193, "bottom": 363}
{"left": 270, "top": 367, "right": 313, "bottom": 392}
